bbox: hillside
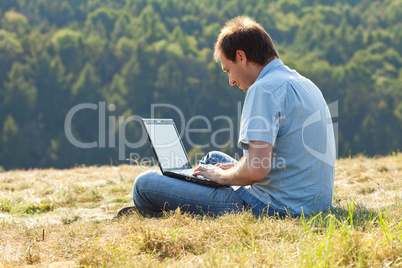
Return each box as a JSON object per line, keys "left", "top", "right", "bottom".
{"left": 0, "top": 0, "right": 401, "bottom": 170}
{"left": 0, "top": 154, "right": 401, "bottom": 267}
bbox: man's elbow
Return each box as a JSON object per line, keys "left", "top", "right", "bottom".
{"left": 249, "top": 167, "right": 270, "bottom": 183}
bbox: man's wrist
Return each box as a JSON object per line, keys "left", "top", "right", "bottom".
{"left": 219, "top": 169, "right": 237, "bottom": 186}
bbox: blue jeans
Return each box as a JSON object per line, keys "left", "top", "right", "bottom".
{"left": 132, "top": 151, "right": 288, "bottom": 217}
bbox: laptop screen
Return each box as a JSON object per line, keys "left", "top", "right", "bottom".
{"left": 142, "top": 119, "right": 192, "bottom": 171}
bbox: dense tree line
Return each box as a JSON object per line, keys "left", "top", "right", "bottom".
{"left": 0, "top": 0, "right": 401, "bottom": 170}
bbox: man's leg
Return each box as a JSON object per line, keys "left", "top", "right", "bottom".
{"left": 199, "top": 151, "right": 238, "bottom": 166}
{"left": 132, "top": 151, "right": 242, "bottom": 216}
{"left": 132, "top": 170, "right": 244, "bottom": 215}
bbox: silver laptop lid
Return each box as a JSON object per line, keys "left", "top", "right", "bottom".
{"left": 142, "top": 118, "right": 192, "bottom": 171}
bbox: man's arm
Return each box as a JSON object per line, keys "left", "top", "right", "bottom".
{"left": 192, "top": 141, "right": 273, "bottom": 186}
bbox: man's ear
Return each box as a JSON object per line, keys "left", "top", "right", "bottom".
{"left": 236, "top": 50, "right": 247, "bottom": 65}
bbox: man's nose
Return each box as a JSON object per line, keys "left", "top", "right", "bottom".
{"left": 229, "top": 77, "right": 235, "bottom": 86}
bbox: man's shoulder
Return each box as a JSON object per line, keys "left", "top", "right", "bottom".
{"left": 254, "top": 64, "right": 302, "bottom": 92}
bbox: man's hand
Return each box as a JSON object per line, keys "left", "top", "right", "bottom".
{"left": 215, "top": 162, "right": 236, "bottom": 170}
{"left": 192, "top": 164, "right": 226, "bottom": 184}
{"left": 193, "top": 141, "right": 273, "bottom": 186}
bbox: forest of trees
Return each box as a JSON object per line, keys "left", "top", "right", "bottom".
{"left": 0, "top": 0, "right": 401, "bottom": 170}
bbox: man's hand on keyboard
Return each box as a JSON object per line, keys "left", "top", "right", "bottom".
{"left": 215, "top": 163, "right": 236, "bottom": 170}
{"left": 192, "top": 164, "right": 225, "bottom": 184}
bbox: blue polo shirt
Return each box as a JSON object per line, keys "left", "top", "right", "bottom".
{"left": 235, "top": 59, "right": 336, "bottom": 215}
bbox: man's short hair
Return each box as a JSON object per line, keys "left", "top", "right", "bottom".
{"left": 214, "top": 16, "right": 279, "bottom": 65}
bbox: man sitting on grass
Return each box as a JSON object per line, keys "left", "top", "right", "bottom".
{"left": 115, "top": 16, "right": 336, "bottom": 219}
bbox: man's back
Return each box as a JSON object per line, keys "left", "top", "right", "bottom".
{"left": 239, "top": 59, "right": 336, "bottom": 215}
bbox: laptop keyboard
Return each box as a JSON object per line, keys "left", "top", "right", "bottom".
{"left": 175, "top": 169, "right": 208, "bottom": 180}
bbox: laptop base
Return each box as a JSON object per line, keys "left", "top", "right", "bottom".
{"left": 163, "top": 171, "right": 228, "bottom": 188}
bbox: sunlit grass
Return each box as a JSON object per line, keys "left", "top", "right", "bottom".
{"left": 0, "top": 153, "right": 401, "bottom": 267}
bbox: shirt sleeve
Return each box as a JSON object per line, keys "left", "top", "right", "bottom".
{"left": 238, "top": 86, "right": 281, "bottom": 150}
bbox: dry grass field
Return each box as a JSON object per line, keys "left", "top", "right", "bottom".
{"left": 0, "top": 154, "right": 401, "bottom": 267}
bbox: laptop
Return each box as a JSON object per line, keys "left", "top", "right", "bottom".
{"left": 141, "top": 118, "right": 226, "bottom": 188}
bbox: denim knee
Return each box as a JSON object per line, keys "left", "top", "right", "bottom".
{"left": 133, "top": 170, "right": 160, "bottom": 198}
{"left": 132, "top": 170, "right": 167, "bottom": 216}
{"left": 134, "top": 170, "right": 161, "bottom": 190}
{"left": 200, "top": 151, "right": 237, "bottom": 165}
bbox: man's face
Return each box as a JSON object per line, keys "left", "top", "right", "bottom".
{"left": 220, "top": 52, "right": 252, "bottom": 93}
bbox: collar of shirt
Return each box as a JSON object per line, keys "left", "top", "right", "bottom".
{"left": 255, "top": 58, "right": 284, "bottom": 82}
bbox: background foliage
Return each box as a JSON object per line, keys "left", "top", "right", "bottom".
{"left": 0, "top": 0, "right": 401, "bottom": 169}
